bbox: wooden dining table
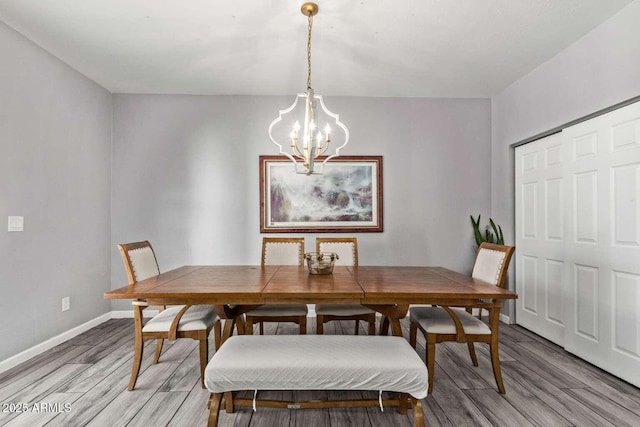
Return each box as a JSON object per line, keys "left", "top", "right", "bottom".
{"left": 104, "top": 265, "right": 518, "bottom": 340}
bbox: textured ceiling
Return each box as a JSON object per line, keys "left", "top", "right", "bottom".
{"left": 0, "top": 0, "right": 633, "bottom": 97}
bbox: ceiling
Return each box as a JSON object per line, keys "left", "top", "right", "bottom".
{"left": 0, "top": 0, "right": 633, "bottom": 97}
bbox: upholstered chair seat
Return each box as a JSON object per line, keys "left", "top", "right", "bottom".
{"left": 410, "top": 307, "right": 491, "bottom": 335}
{"left": 142, "top": 305, "right": 219, "bottom": 333}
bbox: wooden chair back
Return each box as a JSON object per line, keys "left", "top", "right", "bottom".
{"left": 471, "top": 242, "right": 515, "bottom": 288}
{"left": 316, "top": 237, "right": 358, "bottom": 267}
{"left": 118, "top": 240, "right": 160, "bottom": 285}
{"left": 262, "top": 237, "right": 305, "bottom": 266}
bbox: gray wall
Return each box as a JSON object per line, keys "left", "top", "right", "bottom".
{"left": 491, "top": 0, "right": 640, "bottom": 297}
{"left": 0, "top": 22, "right": 112, "bottom": 360}
{"left": 110, "top": 95, "right": 492, "bottom": 308}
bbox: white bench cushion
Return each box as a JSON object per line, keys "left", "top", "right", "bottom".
{"left": 315, "top": 304, "right": 374, "bottom": 316}
{"left": 205, "top": 335, "right": 428, "bottom": 399}
{"left": 142, "top": 305, "right": 218, "bottom": 332}
{"left": 410, "top": 307, "right": 491, "bottom": 335}
{"left": 246, "top": 304, "right": 308, "bottom": 317}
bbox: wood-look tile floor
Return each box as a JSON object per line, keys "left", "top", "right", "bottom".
{"left": 1, "top": 318, "right": 639, "bottom": 426}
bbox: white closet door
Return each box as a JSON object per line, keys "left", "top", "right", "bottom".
{"left": 562, "top": 101, "right": 640, "bottom": 386}
{"left": 515, "top": 133, "right": 567, "bottom": 345}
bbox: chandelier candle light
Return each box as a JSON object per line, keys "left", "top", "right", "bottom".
{"left": 268, "top": 2, "right": 349, "bottom": 175}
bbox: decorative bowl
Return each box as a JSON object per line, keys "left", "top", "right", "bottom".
{"left": 305, "top": 252, "right": 338, "bottom": 275}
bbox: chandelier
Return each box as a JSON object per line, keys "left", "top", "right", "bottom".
{"left": 268, "top": 2, "right": 349, "bottom": 175}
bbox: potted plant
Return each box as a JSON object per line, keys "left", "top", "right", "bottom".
{"left": 470, "top": 214, "right": 504, "bottom": 246}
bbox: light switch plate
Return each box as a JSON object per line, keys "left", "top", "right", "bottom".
{"left": 8, "top": 216, "right": 24, "bottom": 232}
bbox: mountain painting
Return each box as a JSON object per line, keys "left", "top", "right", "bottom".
{"left": 261, "top": 156, "right": 382, "bottom": 232}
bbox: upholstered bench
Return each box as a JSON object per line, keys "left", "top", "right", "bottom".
{"left": 204, "top": 335, "right": 428, "bottom": 427}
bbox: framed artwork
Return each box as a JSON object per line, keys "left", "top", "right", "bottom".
{"left": 260, "top": 155, "right": 383, "bottom": 233}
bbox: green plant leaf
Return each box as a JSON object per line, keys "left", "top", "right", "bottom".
{"left": 471, "top": 215, "right": 483, "bottom": 246}
{"left": 484, "top": 228, "right": 495, "bottom": 243}
{"left": 471, "top": 214, "right": 506, "bottom": 247}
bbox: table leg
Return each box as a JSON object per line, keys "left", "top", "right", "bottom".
{"left": 363, "top": 304, "right": 409, "bottom": 337}
{"left": 379, "top": 316, "right": 390, "bottom": 336}
{"left": 215, "top": 305, "right": 256, "bottom": 344}
{"left": 222, "top": 320, "right": 235, "bottom": 343}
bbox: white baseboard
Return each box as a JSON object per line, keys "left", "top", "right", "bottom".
{"left": 0, "top": 312, "right": 111, "bottom": 374}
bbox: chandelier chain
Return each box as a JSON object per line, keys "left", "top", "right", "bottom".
{"left": 306, "top": 12, "right": 313, "bottom": 90}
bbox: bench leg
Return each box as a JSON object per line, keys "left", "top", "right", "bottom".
{"left": 207, "top": 393, "right": 223, "bottom": 427}
{"left": 224, "top": 391, "right": 235, "bottom": 413}
{"left": 399, "top": 392, "right": 409, "bottom": 414}
{"left": 411, "top": 398, "right": 425, "bottom": 427}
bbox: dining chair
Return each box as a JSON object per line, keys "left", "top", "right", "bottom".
{"left": 409, "top": 242, "right": 515, "bottom": 394}
{"left": 245, "top": 237, "right": 309, "bottom": 334}
{"left": 118, "top": 241, "right": 221, "bottom": 391}
{"left": 314, "top": 237, "right": 376, "bottom": 335}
